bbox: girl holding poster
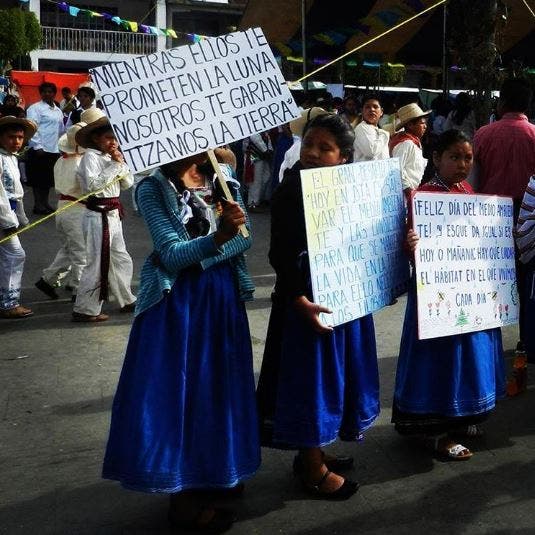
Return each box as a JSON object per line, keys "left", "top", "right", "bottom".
{"left": 393, "top": 130, "right": 506, "bottom": 460}
{"left": 102, "top": 148, "right": 259, "bottom": 533}
{"left": 257, "top": 113, "right": 379, "bottom": 500}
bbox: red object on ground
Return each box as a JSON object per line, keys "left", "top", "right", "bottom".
{"left": 10, "top": 71, "right": 90, "bottom": 109}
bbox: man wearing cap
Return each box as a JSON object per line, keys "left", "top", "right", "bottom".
{"left": 35, "top": 122, "right": 87, "bottom": 302}
{"left": 72, "top": 108, "right": 136, "bottom": 322}
{"left": 0, "top": 116, "right": 37, "bottom": 318}
{"left": 389, "top": 103, "right": 431, "bottom": 198}
{"left": 353, "top": 96, "right": 390, "bottom": 162}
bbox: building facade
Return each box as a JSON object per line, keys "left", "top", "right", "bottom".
{"left": 28, "top": 0, "right": 246, "bottom": 72}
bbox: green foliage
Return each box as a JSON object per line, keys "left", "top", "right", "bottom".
{"left": 344, "top": 62, "right": 406, "bottom": 87}
{"left": 447, "top": 0, "right": 501, "bottom": 126}
{"left": 0, "top": 9, "right": 41, "bottom": 72}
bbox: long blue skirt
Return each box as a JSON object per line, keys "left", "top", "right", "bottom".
{"left": 393, "top": 284, "right": 505, "bottom": 428}
{"left": 102, "top": 263, "right": 260, "bottom": 493}
{"left": 257, "top": 294, "right": 379, "bottom": 449}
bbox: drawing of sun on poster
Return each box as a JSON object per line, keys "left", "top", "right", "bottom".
{"left": 412, "top": 192, "right": 519, "bottom": 340}
{"left": 302, "top": 158, "right": 409, "bottom": 328}
{"left": 90, "top": 27, "right": 300, "bottom": 173}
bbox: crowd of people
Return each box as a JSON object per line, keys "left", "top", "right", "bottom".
{"left": 1, "top": 77, "right": 535, "bottom": 533}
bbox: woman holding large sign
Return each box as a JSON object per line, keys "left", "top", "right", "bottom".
{"left": 102, "top": 149, "right": 259, "bottom": 532}
{"left": 393, "top": 130, "right": 506, "bottom": 460}
{"left": 257, "top": 113, "right": 379, "bottom": 500}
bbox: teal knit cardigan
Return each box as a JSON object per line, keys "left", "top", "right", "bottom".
{"left": 134, "top": 169, "right": 255, "bottom": 317}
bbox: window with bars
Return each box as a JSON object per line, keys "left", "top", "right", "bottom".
{"left": 40, "top": 2, "right": 120, "bottom": 30}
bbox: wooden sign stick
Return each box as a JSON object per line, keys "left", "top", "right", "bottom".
{"left": 207, "top": 149, "right": 249, "bottom": 238}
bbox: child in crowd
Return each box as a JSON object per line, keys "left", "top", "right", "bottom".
{"left": 352, "top": 95, "right": 390, "bottom": 162}
{"left": 35, "top": 122, "right": 87, "bottom": 302}
{"left": 257, "top": 113, "right": 379, "bottom": 500}
{"left": 72, "top": 108, "right": 136, "bottom": 322}
{"left": 389, "top": 103, "right": 431, "bottom": 200}
{"left": 0, "top": 116, "right": 37, "bottom": 318}
{"left": 393, "top": 129, "right": 505, "bottom": 460}
{"left": 103, "top": 149, "right": 258, "bottom": 533}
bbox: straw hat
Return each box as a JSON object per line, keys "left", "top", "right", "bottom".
{"left": 75, "top": 108, "right": 111, "bottom": 149}
{"left": 395, "top": 103, "right": 431, "bottom": 131}
{"left": 0, "top": 116, "right": 37, "bottom": 142}
{"left": 290, "top": 107, "right": 328, "bottom": 137}
{"left": 58, "top": 122, "right": 87, "bottom": 154}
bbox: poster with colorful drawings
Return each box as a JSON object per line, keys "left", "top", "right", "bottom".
{"left": 301, "top": 158, "right": 409, "bottom": 327}
{"left": 412, "top": 192, "right": 519, "bottom": 340}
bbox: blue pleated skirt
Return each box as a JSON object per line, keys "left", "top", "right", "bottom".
{"left": 102, "top": 263, "right": 260, "bottom": 493}
{"left": 393, "top": 283, "right": 505, "bottom": 430}
{"left": 257, "top": 294, "right": 380, "bottom": 449}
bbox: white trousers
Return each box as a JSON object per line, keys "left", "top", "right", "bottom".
{"left": 247, "top": 160, "right": 272, "bottom": 206}
{"left": 73, "top": 209, "right": 136, "bottom": 316}
{"left": 42, "top": 200, "right": 86, "bottom": 293}
{"left": 0, "top": 235, "right": 25, "bottom": 310}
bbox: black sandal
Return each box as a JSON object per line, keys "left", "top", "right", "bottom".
{"left": 168, "top": 506, "right": 237, "bottom": 533}
{"left": 302, "top": 469, "right": 359, "bottom": 501}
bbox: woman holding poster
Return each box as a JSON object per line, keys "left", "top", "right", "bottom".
{"left": 102, "top": 148, "right": 259, "bottom": 533}
{"left": 393, "top": 130, "right": 506, "bottom": 460}
{"left": 257, "top": 113, "right": 379, "bottom": 500}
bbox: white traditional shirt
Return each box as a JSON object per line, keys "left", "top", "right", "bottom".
{"left": 26, "top": 100, "right": 64, "bottom": 153}
{"left": 391, "top": 140, "right": 428, "bottom": 191}
{"left": 54, "top": 153, "right": 84, "bottom": 198}
{"left": 353, "top": 121, "right": 390, "bottom": 162}
{"left": 77, "top": 149, "right": 133, "bottom": 197}
{"left": 279, "top": 138, "right": 301, "bottom": 182}
{"left": 0, "top": 149, "right": 27, "bottom": 229}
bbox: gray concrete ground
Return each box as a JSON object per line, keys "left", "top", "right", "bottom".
{"left": 1, "top": 192, "right": 534, "bottom": 535}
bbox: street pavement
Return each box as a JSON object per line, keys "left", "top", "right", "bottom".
{"left": 1, "top": 192, "right": 534, "bottom": 535}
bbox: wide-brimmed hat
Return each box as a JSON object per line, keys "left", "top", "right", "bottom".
{"left": 395, "top": 103, "right": 432, "bottom": 131}
{"left": 0, "top": 116, "right": 37, "bottom": 141}
{"left": 290, "top": 107, "right": 328, "bottom": 137}
{"left": 58, "top": 122, "right": 87, "bottom": 154}
{"left": 75, "top": 108, "right": 111, "bottom": 149}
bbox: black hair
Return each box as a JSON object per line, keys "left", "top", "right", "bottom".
{"left": 3, "top": 94, "right": 17, "bottom": 104}
{"left": 0, "top": 124, "right": 25, "bottom": 137}
{"left": 39, "top": 82, "right": 57, "bottom": 94}
{"left": 77, "top": 86, "right": 96, "bottom": 100}
{"left": 90, "top": 124, "right": 114, "bottom": 139}
{"left": 361, "top": 94, "right": 382, "bottom": 107}
{"left": 500, "top": 78, "right": 532, "bottom": 113}
{"left": 434, "top": 129, "right": 471, "bottom": 156}
{"left": 302, "top": 113, "right": 355, "bottom": 161}
{"left": 61, "top": 86, "right": 71, "bottom": 93}
{"left": 451, "top": 92, "right": 472, "bottom": 126}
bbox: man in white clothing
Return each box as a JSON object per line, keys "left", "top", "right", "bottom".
{"left": 35, "top": 122, "right": 87, "bottom": 301}
{"left": 26, "top": 83, "right": 65, "bottom": 214}
{"left": 243, "top": 131, "right": 273, "bottom": 210}
{"left": 353, "top": 96, "right": 390, "bottom": 162}
{"left": 72, "top": 109, "right": 136, "bottom": 322}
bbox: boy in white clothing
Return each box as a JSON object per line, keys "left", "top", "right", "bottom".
{"left": 72, "top": 109, "right": 136, "bottom": 322}
{"left": 0, "top": 117, "right": 37, "bottom": 318}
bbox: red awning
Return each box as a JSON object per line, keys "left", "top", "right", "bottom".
{"left": 10, "top": 71, "right": 90, "bottom": 108}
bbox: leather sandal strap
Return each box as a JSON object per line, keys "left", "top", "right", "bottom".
{"left": 313, "top": 469, "right": 331, "bottom": 491}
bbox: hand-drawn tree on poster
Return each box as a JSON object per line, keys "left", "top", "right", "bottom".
{"left": 447, "top": 0, "right": 508, "bottom": 127}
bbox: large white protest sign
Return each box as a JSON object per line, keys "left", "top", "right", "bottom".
{"left": 413, "top": 192, "right": 518, "bottom": 340}
{"left": 302, "top": 158, "right": 409, "bottom": 327}
{"left": 90, "top": 27, "right": 300, "bottom": 173}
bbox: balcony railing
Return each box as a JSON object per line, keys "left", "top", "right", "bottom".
{"left": 40, "top": 27, "right": 157, "bottom": 56}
